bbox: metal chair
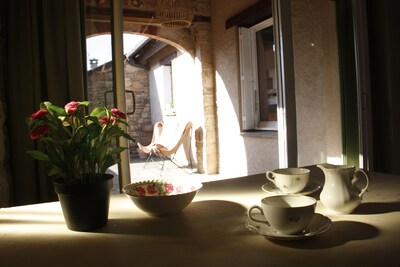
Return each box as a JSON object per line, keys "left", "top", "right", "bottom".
{"left": 137, "top": 121, "right": 164, "bottom": 165}
{"left": 138, "top": 121, "right": 193, "bottom": 174}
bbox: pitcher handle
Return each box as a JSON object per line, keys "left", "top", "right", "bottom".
{"left": 353, "top": 169, "right": 370, "bottom": 197}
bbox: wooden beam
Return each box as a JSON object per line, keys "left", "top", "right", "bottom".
{"left": 133, "top": 39, "right": 168, "bottom": 65}
{"left": 225, "top": 0, "right": 272, "bottom": 29}
{"left": 86, "top": 5, "right": 210, "bottom": 26}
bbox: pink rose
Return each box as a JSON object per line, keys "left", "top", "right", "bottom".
{"left": 136, "top": 186, "right": 146, "bottom": 196}
{"left": 147, "top": 184, "right": 157, "bottom": 195}
{"left": 30, "top": 124, "right": 49, "bottom": 140}
{"left": 65, "top": 101, "right": 80, "bottom": 114}
{"left": 111, "top": 108, "right": 127, "bottom": 119}
{"left": 30, "top": 109, "right": 48, "bottom": 119}
{"left": 100, "top": 116, "right": 115, "bottom": 125}
{"left": 165, "top": 184, "right": 174, "bottom": 194}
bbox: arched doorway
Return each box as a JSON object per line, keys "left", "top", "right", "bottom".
{"left": 85, "top": 2, "right": 218, "bottom": 178}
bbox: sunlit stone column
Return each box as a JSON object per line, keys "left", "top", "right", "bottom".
{"left": 193, "top": 23, "right": 219, "bottom": 175}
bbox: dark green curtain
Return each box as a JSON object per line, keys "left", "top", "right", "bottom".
{"left": 336, "top": 0, "right": 360, "bottom": 167}
{"left": 6, "top": 0, "right": 86, "bottom": 206}
{"left": 367, "top": 0, "right": 400, "bottom": 174}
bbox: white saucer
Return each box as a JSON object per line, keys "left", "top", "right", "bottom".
{"left": 261, "top": 181, "right": 321, "bottom": 196}
{"left": 245, "top": 213, "right": 333, "bottom": 241}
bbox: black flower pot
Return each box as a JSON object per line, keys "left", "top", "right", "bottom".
{"left": 54, "top": 174, "right": 113, "bottom": 231}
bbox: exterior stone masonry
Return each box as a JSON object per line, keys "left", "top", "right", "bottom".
{"left": 87, "top": 62, "right": 153, "bottom": 155}
{"left": 193, "top": 24, "right": 218, "bottom": 174}
{"left": 85, "top": 0, "right": 219, "bottom": 174}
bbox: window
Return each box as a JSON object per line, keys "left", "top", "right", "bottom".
{"left": 159, "top": 52, "right": 177, "bottom": 116}
{"left": 161, "top": 64, "right": 176, "bottom": 115}
{"left": 239, "top": 18, "right": 277, "bottom": 131}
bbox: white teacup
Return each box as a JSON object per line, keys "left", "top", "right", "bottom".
{"left": 266, "top": 168, "right": 310, "bottom": 194}
{"left": 248, "top": 195, "right": 316, "bottom": 235}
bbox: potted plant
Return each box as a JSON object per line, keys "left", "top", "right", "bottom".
{"left": 27, "top": 101, "right": 134, "bottom": 231}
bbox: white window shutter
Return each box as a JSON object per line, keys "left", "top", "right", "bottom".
{"left": 239, "top": 27, "right": 255, "bottom": 130}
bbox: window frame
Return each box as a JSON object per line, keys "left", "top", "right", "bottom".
{"left": 239, "top": 17, "right": 277, "bottom": 131}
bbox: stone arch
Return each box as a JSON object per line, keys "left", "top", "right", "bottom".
{"left": 86, "top": 22, "right": 195, "bottom": 57}
{"left": 86, "top": 20, "right": 219, "bottom": 174}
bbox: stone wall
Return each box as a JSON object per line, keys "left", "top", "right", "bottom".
{"left": 193, "top": 24, "right": 218, "bottom": 174}
{"left": 85, "top": 0, "right": 218, "bottom": 173}
{"left": 211, "top": 0, "right": 279, "bottom": 177}
{"left": 291, "top": 0, "right": 342, "bottom": 165}
{"left": 87, "top": 63, "right": 153, "bottom": 155}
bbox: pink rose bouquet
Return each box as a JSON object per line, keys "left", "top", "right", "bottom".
{"left": 26, "top": 101, "right": 134, "bottom": 184}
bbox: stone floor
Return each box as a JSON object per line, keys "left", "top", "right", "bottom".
{"left": 108, "top": 156, "right": 227, "bottom": 194}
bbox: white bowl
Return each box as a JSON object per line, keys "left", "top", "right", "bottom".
{"left": 122, "top": 178, "right": 202, "bottom": 216}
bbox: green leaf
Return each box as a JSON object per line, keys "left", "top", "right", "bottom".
{"left": 86, "top": 123, "right": 102, "bottom": 139}
{"left": 122, "top": 132, "right": 134, "bottom": 141}
{"left": 106, "top": 125, "right": 126, "bottom": 137}
{"left": 79, "top": 101, "right": 90, "bottom": 107}
{"left": 117, "top": 119, "right": 129, "bottom": 126}
{"left": 100, "top": 155, "right": 118, "bottom": 172}
{"left": 109, "top": 146, "right": 127, "bottom": 155}
{"left": 90, "top": 107, "right": 107, "bottom": 118}
{"left": 41, "top": 137, "right": 62, "bottom": 147}
{"left": 47, "top": 164, "right": 63, "bottom": 177}
{"left": 40, "top": 102, "right": 51, "bottom": 110}
{"left": 25, "top": 117, "right": 32, "bottom": 125}
{"left": 86, "top": 115, "right": 101, "bottom": 124}
{"left": 48, "top": 104, "right": 66, "bottom": 116}
{"left": 46, "top": 146, "right": 68, "bottom": 172}
{"left": 27, "top": 150, "right": 49, "bottom": 161}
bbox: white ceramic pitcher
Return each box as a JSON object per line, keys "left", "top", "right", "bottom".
{"left": 317, "top": 163, "right": 370, "bottom": 214}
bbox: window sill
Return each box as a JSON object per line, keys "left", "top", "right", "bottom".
{"left": 240, "top": 130, "right": 278, "bottom": 138}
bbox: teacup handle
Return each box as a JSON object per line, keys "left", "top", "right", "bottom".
{"left": 353, "top": 169, "right": 370, "bottom": 197}
{"left": 266, "top": 171, "right": 276, "bottom": 184}
{"left": 247, "top": 205, "right": 271, "bottom": 226}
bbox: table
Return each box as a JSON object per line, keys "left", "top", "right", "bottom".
{"left": 1, "top": 166, "right": 400, "bottom": 267}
